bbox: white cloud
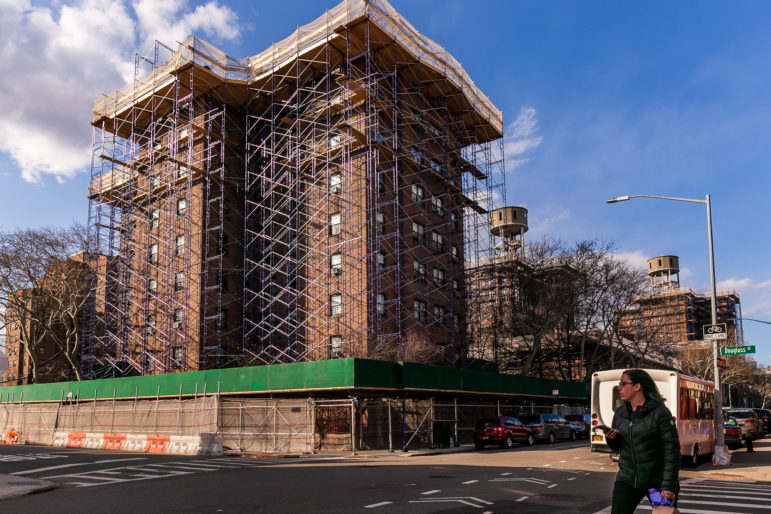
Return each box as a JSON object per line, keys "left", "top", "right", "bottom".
{"left": 504, "top": 105, "right": 542, "bottom": 171}
{"left": 717, "top": 277, "right": 771, "bottom": 292}
{"left": 529, "top": 209, "right": 569, "bottom": 236}
{"left": 614, "top": 250, "right": 648, "bottom": 270}
{"left": 0, "top": 0, "right": 240, "bottom": 183}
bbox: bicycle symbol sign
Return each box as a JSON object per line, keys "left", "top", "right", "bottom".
{"left": 703, "top": 323, "right": 727, "bottom": 340}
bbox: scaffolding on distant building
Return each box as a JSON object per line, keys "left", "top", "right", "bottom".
{"left": 82, "top": 0, "right": 505, "bottom": 378}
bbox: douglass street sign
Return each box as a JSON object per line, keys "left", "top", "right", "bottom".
{"left": 719, "top": 345, "right": 756, "bottom": 356}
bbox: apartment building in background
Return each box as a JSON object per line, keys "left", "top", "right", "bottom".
{"left": 83, "top": 0, "right": 505, "bottom": 378}
{"left": 617, "top": 255, "right": 743, "bottom": 346}
{"left": 3, "top": 253, "right": 107, "bottom": 385}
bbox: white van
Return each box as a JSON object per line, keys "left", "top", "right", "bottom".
{"left": 590, "top": 369, "right": 715, "bottom": 466}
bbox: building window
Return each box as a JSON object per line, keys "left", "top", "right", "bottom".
{"left": 330, "top": 213, "right": 341, "bottom": 236}
{"left": 173, "top": 309, "right": 183, "bottom": 329}
{"left": 434, "top": 305, "right": 447, "bottom": 325}
{"left": 413, "top": 300, "right": 426, "bottom": 322}
{"left": 452, "top": 279, "right": 460, "bottom": 298}
{"left": 177, "top": 198, "right": 187, "bottom": 216}
{"left": 377, "top": 252, "right": 385, "bottom": 269}
{"left": 412, "top": 222, "right": 424, "bottom": 244}
{"left": 377, "top": 293, "right": 386, "bottom": 315}
{"left": 410, "top": 146, "right": 422, "bottom": 164}
{"left": 151, "top": 175, "right": 161, "bottom": 189}
{"left": 147, "top": 314, "right": 156, "bottom": 328}
{"left": 430, "top": 231, "right": 445, "bottom": 252}
{"left": 376, "top": 211, "right": 385, "bottom": 234}
{"left": 217, "top": 309, "right": 227, "bottom": 330}
{"left": 178, "top": 165, "right": 187, "bottom": 180}
{"left": 330, "top": 294, "right": 342, "bottom": 317}
{"left": 172, "top": 346, "right": 183, "bottom": 364}
{"left": 175, "top": 235, "right": 185, "bottom": 256}
{"left": 431, "top": 196, "right": 443, "bottom": 216}
{"left": 430, "top": 159, "right": 441, "bottom": 175}
{"left": 411, "top": 184, "right": 424, "bottom": 206}
{"left": 453, "top": 314, "right": 461, "bottom": 333}
{"left": 330, "top": 336, "right": 343, "bottom": 358}
{"left": 149, "top": 244, "right": 158, "bottom": 264}
{"left": 150, "top": 209, "right": 159, "bottom": 229}
{"left": 452, "top": 245, "right": 459, "bottom": 263}
{"left": 329, "top": 133, "right": 342, "bottom": 149}
{"left": 330, "top": 253, "right": 342, "bottom": 275}
{"left": 330, "top": 173, "right": 341, "bottom": 194}
{"left": 146, "top": 355, "right": 155, "bottom": 372}
{"left": 413, "top": 260, "right": 426, "bottom": 281}
{"left": 433, "top": 267, "right": 446, "bottom": 287}
{"left": 378, "top": 172, "right": 386, "bottom": 193}
{"left": 149, "top": 278, "right": 158, "bottom": 293}
{"left": 451, "top": 212, "right": 459, "bottom": 231}
{"left": 174, "top": 271, "right": 184, "bottom": 292}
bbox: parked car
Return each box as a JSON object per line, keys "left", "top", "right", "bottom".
{"left": 520, "top": 414, "right": 577, "bottom": 443}
{"left": 565, "top": 414, "right": 591, "bottom": 439}
{"left": 723, "top": 416, "right": 744, "bottom": 450}
{"left": 724, "top": 408, "right": 762, "bottom": 444}
{"left": 751, "top": 408, "right": 770, "bottom": 436}
{"left": 473, "top": 416, "right": 535, "bottom": 450}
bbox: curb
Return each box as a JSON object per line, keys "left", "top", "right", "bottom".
{"left": 0, "top": 475, "right": 59, "bottom": 501}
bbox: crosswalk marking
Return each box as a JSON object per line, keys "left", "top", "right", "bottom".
{"left": 28, "top": 457, "right": 273, "bottom": 488}
{"left": 635, "top": 479, "right": 771, "bottom": 513}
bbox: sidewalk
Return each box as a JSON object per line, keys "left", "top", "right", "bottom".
{"left": 680, "top": 436, "right": 771, "bottom": 482}
{"left": 0, "top": 474, "right": 58, "bottom": 501}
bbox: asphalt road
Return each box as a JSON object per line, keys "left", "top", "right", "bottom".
{"left": 0, "top": 440, "right": 618, "bottom": 513}
{"left": 2, "top": 440, "right": 769, "bottom": 513}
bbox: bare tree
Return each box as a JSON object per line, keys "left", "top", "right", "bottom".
{"left": 0, "top": 225, "right": 91, "bottom": 383}
{"left": 368, "top": 329, "right": 444, "bottom": 365}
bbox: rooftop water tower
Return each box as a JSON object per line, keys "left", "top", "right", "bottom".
{"left": 648, "top": 255, "right": 680, "bottom": 292}
{"left": 490, "top": 206, "right": 528, "bottom": 257}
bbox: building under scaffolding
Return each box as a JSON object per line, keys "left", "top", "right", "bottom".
{"left": 83, "top": 0, "right": 505, "bottom": 378}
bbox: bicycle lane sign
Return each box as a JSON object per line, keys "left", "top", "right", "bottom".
{"left": 703, "top": 323, "right": 727, "bottom": 340}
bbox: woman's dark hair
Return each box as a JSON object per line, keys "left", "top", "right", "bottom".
{"left": 623, "top": 369, "right": 663, "bottom": 402}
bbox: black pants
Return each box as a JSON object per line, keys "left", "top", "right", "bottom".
{"left": 611, "top": 481, "right": 648, "bottom": 514}
{"left": 611, "top": 481, "right": 678, "bottom": 514}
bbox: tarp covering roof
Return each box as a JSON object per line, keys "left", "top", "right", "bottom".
{"left": 93, "top": 0, "right": 502, "bottom": 134}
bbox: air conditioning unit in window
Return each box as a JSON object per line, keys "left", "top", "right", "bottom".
{"left": 331, "top": 268, "right": 342, "bottom": 276}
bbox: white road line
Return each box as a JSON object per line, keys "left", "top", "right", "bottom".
{"left": 12, "top": 457, "right": 148, "bottom": 475}
{"left": 680, "top": 492, "right": 771, "bottom": 500}
{"left": 462, "top": 480, "right": 478, "bottom": 484}
{"left": 364, "top": 502, "right": 392, "bottom": 508}
{"left": 516, "top": 496, "right": 528, "bottom": 502}
{"left": 568, "top": 477, "right": 576, "bottom": 481}
{"left": 422, "top": 489, "right": 440, "bottom": 495}
{"left": 541, "top": 464, "right": 551, "bottom": 467}
{"left": 548, "top": 484, "right": 558, "bottom": 488}
{"left": 94, "top": 458, "right": 149, "bottom": 464}
{"left": 499, "top": 472, "right": 511, "bottom": 476}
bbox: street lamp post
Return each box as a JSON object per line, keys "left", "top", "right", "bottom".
{"left": 607, "top": 194, "right": 728, "bottom": 464}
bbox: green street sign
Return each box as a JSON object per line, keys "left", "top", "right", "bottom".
{"left": 720, "top": 345, "right": 756, "bottom": 356}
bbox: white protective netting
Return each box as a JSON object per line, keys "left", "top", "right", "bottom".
{"left": 92, "top": 0, "right": 502, "bottom": 134}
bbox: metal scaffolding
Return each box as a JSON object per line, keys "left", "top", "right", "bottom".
{"left": 82, "top": 0, "right": 505, "bottom": 377}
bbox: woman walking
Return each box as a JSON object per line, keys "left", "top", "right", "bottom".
{"left": 601, "top": 369, "right": 680, "bottom": 513}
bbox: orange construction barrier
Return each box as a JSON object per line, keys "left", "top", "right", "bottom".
{"left": 145, "top": 435, "right": 170, "bottom": 453}
{"left": 3, "top": 430, "right": 20, "bottom": 444}
{"left": 66, "top": 432, "right": 87, "bottom": 448}
{"left": 102, "top": 433, "right": 127, "bottom": 451}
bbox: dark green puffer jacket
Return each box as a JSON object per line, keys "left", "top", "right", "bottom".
{"left": 606, "top": 399, "right": 680, "bottom": 492}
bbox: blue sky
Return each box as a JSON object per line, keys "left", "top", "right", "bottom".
{"left": 1, "top": 0, "right": 769, "bottom": 367}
